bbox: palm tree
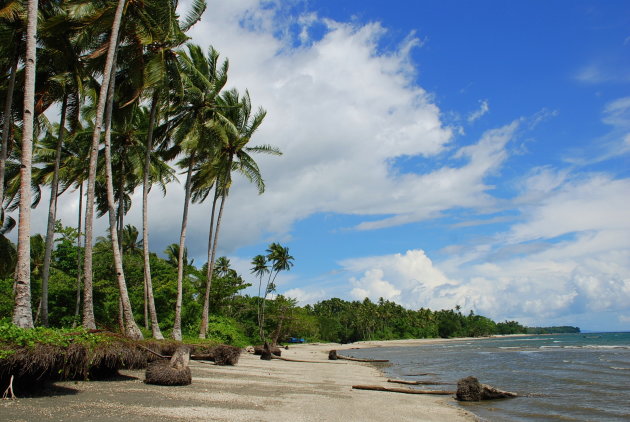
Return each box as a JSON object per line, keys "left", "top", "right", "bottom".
{"left": 250, "top": 254, "right": 269, "bottom": 341}
{"left": 101, "top": 43, "right": 143, "bottom": 339}
{"left": 81, "top": 0, "right": 127, "bottom": 331}
{"left": 198, "top": 89, "right": 281, "bottom": 338}
{"left": 0, "top": 0, "right": 25, "bottom": 209}
{"left": 13, "top": 0, "right": 38, "bottom": 329}
{"left": 259, "top": 243, "right": 294, "bottom": 346}
{"left": 168, "top": 44, "right": 228, "bottom": 340}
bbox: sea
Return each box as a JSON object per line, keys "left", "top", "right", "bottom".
{"left": 344, "top": 332, "right": 630, "bottom": 422}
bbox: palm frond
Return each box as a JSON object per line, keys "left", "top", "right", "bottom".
{"left": 179, "top": 0, "right": 207, "bottom": 33}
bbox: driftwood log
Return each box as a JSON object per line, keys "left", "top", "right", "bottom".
{"left": 352, "top": 385, "right": 455, "bottom": 395}
{"left": 144, "top": 346, "right": 191, "bottom": 386}
{"left": 455, "top": 376, "right": 517, "bottom": 401}
{"left": 328, "top": 350, "right": 389, "bottom": 362}
{"left": 387, "top": 379, "right": 454, "bottom": 386}
{"left": 270, "top": 355, "right": 338, "bottom": 364}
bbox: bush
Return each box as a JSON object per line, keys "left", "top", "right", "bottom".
{"left": 204, "top": 315, "right": 249, "bottom": 347}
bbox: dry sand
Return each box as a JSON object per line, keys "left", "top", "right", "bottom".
{"left": 1, "top": 339, "right": 477, "bottom": 421}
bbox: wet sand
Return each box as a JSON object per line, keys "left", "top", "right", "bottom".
{"left": 1, "top": 340, "right": 476, "bottom": 421}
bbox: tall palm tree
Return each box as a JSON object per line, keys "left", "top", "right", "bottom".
{"left": 259, "top": 243, "right": 294, "bottom": 346}
{"left": 198, "top": 89, "right": 281, "bottom": 338}
{"left": 101, "top": 43, "right": 142, "bottom": 339}
{"left": 81, "top": 0, "right": 127, "bottom": 331}
{"left": 0, "top": 0, "right": 25, "bottom": 209}
{"left": 250, "top": 254, "right": 268, "bottom": 341}
{"left": 12, "top": 0, "right": 38, "bottom": 329}
{"left": 167, "top": 44, "right": 228, "bottom": 340}
{"left": 104, "top": 0, "right": 206, "bottom": 338}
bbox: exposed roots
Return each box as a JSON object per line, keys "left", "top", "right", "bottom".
{"left": 144, "top": 361, "right": 191, "bottom": 386}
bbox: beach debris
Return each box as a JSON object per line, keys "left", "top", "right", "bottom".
{"left": 144, "top": 346, "right": 192, "bottom": 386}
{"left": 352, "top": 385, "right": 455, "bottom": 395}
{"left": 191, "top": 345, "right": 241, "bottom": 366}
{"left": 328, "top": 350, "right": 389, "bottom": 362}
{"left": 387, "top": 378, "right": 454, "bottom": 386}
{"left": 254, "top": 344, "right": 282, "bottom": 359}
{"left": 455, "top": 376, "right": 517, "bottom": 401}
{"left": 140, "top": 343, "right": 241, "bottom": 366}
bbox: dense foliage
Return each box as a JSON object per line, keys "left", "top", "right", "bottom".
{"left": 526, "top": 326, "right": 580, "bottom": 334}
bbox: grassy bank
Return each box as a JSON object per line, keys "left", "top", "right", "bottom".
{"left": 0, "top": 323, "right": 240, "bottom": 395}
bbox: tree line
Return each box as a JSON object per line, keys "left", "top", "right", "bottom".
{"left": 1, "top": 223, "right": 528, "bottom": 344}
{"left": 1, "top": 0, "right": 281, "bottom": 340}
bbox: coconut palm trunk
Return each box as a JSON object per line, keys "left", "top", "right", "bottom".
{"left": 102, "top": 49, "right": 142, "bottom": 340}
{"left": 142, "top": 92, "right": 163, "bottom": 339}
{"left": 0, "top": 55, "right": 18, "bottom": 208}
{"left": 199, "top": 166, "right": 230, "bottom": 339}
{"left": 73, "top": 182, "right": 83, "bottom": 327}
{"left": 82, "top": 0, "right": 127, "bottom": 330}
{"left": 40, "top": 94, "right": 69, "bottom": 327}
{"left": 13, "top": 0, "right": 39, "bottom": 329}
{"left": 172, "top": 155, "right": 195, "bottom": 341}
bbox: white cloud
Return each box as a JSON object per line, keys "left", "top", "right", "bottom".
{"left": 602, "top": 96, "right": 630, "bottom": 128}
{"left": 337, "top": 162, "right": 630, "bottom": 328}
{"left": 508, "top": 174, "right": 630, "bottom": 243}
{"left": 284, "top": 287, "right": 327, "bottom": 305}
{"left": 467, "top": 99, "right": 489, "bottom": 123}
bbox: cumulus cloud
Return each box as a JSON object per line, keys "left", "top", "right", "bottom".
{"left": 284, "top": 287, "right": 327, "bottom": 305}
{"left": 342, "top": 165, "right": 630, "bottom": 329}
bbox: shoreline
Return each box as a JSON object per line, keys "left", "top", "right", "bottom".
{"left": 1, "top": 339, "right": 478, "bottom": 421}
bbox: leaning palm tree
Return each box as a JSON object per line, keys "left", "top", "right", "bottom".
{"left": 12, "top": 0, "right": 38, "bottom": 329}
{"left": 198, "top": 89, "right": 282, "bottom": 338}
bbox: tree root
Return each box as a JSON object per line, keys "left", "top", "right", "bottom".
{"left": 2, "top": 375, "right": 16, "bottom": 400}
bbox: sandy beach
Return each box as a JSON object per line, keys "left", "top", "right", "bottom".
{"left": 1, "top": 339, "right": 476, "bottom": 421}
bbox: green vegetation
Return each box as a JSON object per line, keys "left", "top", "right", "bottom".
{"left": 0, "top": 226, "right": 531, "bottom": 345}
{"left": 526, "top": 326, "right": 580, "bottom": 334}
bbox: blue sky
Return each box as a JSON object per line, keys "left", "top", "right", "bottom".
{"left": 33, "top": 0, "right": 630, "bottom": 331}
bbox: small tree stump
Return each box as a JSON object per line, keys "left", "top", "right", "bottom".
{"left": 456, "top": 376, "right": 517, "bottom": 401}
{"left": 328, "top": 350, "right": 338, "bottom": 360}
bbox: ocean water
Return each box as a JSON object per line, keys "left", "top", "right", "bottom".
{"left": 344, "top": 333, "right": 630, "bottom": 421}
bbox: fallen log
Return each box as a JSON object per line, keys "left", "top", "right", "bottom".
{"left": 328, "top": 350, "right": 389, "bottom": 362}
{"left": 388, "top": 379, "right": 454, "bottom": 386}
{"left": 455, "top": 376, "right": 517, "bottom": 401}
{"left": 352, "top": 385, "right": 454, "bottom": 395}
